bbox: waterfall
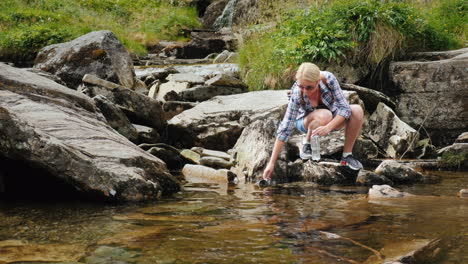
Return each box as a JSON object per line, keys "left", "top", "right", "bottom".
{"left": 213, "top": 0, "right": 239, "bottom": 29}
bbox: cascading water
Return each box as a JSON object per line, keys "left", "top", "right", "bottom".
{"left": 213, "top": 0, "right": 239, "bottom": 29}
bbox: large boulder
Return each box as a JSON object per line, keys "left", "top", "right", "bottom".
{"left": 202, "top": 0, "right": 228, "bottom": 29}
{"left": 389, "top": 48, "right": 468, "bottom": 146}
{"left": 34, "top": 30, "right": 135, "bottom": 89}
{"left": 0, "top": 63, "right": 180, "bottom": 201}
{"left": 375, "top": 160, "right": 424, "bottom": 184}
{"left": 365, "top": 102, "right": 419, "bottom": 158}
{"left": 437, "top": 143, "right": 468, "bottom": 169}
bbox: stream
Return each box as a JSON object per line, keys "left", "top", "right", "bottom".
{"left": 0, "top": 170, "right": 466, "bottom": 263}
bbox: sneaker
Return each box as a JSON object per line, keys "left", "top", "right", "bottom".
{"left": 300, "top": 143, "right": 313, "bottom": 160}
{"left": 340, "top": 155, "right": 363, "bottom": 170}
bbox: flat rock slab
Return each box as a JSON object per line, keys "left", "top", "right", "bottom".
{"left": 0, "top": 240, "right": 87, "bottom": 263}
{"left": 0, "top": 64, "right": 179, "bottom": 201}
{"left": 157, "top": 81, "right": 190, "bottom": 101}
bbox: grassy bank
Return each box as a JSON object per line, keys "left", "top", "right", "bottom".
{"left": 0, "top": 0, "right": 201, "bottom": 64}
{"left": 239, "top": 0, "right": 467, "bottom": 91}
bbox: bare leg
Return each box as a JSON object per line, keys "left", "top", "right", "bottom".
{"left": 341, "top": 105, "right": 364, "bottom": 152}
{"left": 303, "top": 109, "right": 333, "bottom": 141}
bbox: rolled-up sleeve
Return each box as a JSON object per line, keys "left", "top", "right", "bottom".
{"left": 328, "top": 73, "right": 351, "bottom": 119}
{"left": 276, "top": 91, "right": 300, "bottom": 142}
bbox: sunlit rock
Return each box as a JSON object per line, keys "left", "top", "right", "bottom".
{"left": 356, "top": 170, "right": 393, "bottom": 186}
{"left": 0, "top": 240, "right": 86, "bottom": 263}
{"left": 182, "top": 164, "right": 237, "bottom": 183}
{"left": 368, "top": 185, "right": 413, "bottom": 199}
{"left": 375, "top": 160, "right": 424, "bottom": 184}
{"left": 364, "top": 239, "right": 441, "bottom": 264}
{"left": 181, "top": 149, "right": 201, "bottom": 164}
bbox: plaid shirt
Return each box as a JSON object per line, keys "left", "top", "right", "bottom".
{"left": 276, "top": 71, "right": 351, "bottom": 142}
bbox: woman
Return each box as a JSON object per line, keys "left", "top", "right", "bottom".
{"left": 263, "top": 62, "right": 364, "bottom": 180}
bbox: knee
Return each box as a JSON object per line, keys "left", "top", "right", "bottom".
{"left": 315, "top": 110, "right": 333, "bottom": 126}
{"left": 350, "top": 104, "right": 364, "bottom": 121}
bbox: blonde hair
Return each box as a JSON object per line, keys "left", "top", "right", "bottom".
{"left": 295, "top": 62, "right": 320, "bottom": 82}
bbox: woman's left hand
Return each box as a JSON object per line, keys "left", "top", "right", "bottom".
{"left": 312, "top": 125, "right": 332, "bottom": 136}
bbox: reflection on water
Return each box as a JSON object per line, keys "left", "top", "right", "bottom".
{"left": 0, "top": 171, "right": 466, "bottom": 263}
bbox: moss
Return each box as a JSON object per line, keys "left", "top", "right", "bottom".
{"left": 439, "top": 151, "right": 468, "bottom": 169}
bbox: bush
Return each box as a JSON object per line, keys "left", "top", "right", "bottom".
{"left": 0, "top": 0, "right": 201, "bottom": 63}
{"left": 239, "top": 0, "right": 465, "bottom": 91}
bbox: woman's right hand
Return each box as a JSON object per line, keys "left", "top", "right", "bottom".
{"left": 263, "top": 163, "right": 274, "bottom": 180}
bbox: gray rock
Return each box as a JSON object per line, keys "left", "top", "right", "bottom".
{"left": 93, "top": 95, "right": 138, "bottom": 143}
{"left": 156, "top": 81, "right": 190, "bottom": 102}
{"left": 178, "top": 85, "right": 245, "bottom": 102}
{"left": 407, "top": 48, "right": 468, "bottom": 61}
{"left": 231, "top": 117, "right": 289, "bottom": 182}
{"left": 437, "top": 143, "right": 468, "bottom": 168}
{"left": 34, "top": 30, "right": 135, "bottom": 89}
{"left": 458, "top": 189, "right": 468, "bottom": 198}
{"left": 364, "top": 238, "right": 440, "bottom": 264}
{"left": 366, "top": 102, "right": 419, "bottom": 158}
{"left": 368, "top": 185, "right": 413, "bottom": 199}
{"left": 0, "top": 64, "right": 179, "bottom": 201}
{"left": 162, "top": 101, "right": 197, "bottom": 120}
{"left": 455, "top": 132, "right": 468, "bottom": 143}
{"left": 353, "top": 137, "right": 379, "bottom": 160}
{"left": 199, "top": 156, "right": 233, "bottom": 169}
{"left": 375, "top": 160, "right": 424, "bottom": 184}
{"left": 166, "top": 73, "right": 206, "bottom": 85}
{"left": 167, "top": 90, "right": 289, "bottom": 150}
{"left": 202, "top": 0, "right": 228, "bottom": 29}
{"left": 83, "top": 74, "right": 123, "bottom": 90}
{"left": 25, "top": 68, "right": 67, "bottom": 86}
{"left": 212, "top": 50, "right": 230, "bottom": 63}
{"left": 180, "top": 149, "right": 201, "bottom": 164}
{"left": 225, "top": 52, "right": 238, "bottom": 63}
{"left": 341, "top": 83, "right": 396, "bottom": 112}
{"left": 302, "top": 161, "right": 357, "bottom": 185}
{"left": 356, "top": 170, "right": 393, "bottom": 186}
{"left": 204, "top": 74, "right": 247, "bottom": 88}
{"left": 147, "top": 81, "right": 161, "bottom": 99}
{"left": 287, "top": 130, "right": 345, "bottom": 158}
{"left": 178, "top": 29, "right": 237, "bottom": 59}
{"left": 147, "top": 146, "right": 183, "bottom": 170}
{"left": 390, "top": 48, "right": 468, "bottom": 146}
{"left": 133, "top": 124, "right": 160, "bottom": 144}
{"left": 200, "top": 149, "right": 231, "bottom": 160}
{"left": 83, "top": 84, "right": 166, "bottom": 131}
{"left": 182, "top": 164, "right": 237, "bottom": 183}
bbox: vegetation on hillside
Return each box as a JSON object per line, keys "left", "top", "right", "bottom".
{"left": 239, "top": 0, "right": 467, "bottom": 91}
{"left": 0, "top": 0, "right": 201, "bottom": 63}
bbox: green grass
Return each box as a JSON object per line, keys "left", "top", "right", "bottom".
{"left": 239, "top": 0, "right": 467, "bottom": 91}
{"left": 0, "top": 0, "right": 201, "bottom": 63}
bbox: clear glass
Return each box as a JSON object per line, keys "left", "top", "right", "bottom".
{"left": 311, "top": 135, "right": 321, "bottom": 161}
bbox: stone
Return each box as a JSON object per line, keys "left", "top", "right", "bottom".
{"left": 148, "top": 80, "right": 161, "bottom": 99}
{"left": 178, "top": 29, "right": 237, "bottom": 59}
{"left": 437, "top": 143, "right": 468, "bottom": 168}
{"left": 202, "top": 0, "right": 228, "bottom": 29}
{"left": 455, "top": 132, "right": 468, "bottom": 143}
{"left": 287, "top": 130, "right": 345, "bottom": 159}
{"left": 25, "top": 68, "right": 67, "bottom": 86}
{"left": 199, "top": 156, "right": 233, "bottom": 169}
{"left": 83, "top": 73, "right": 123, "bottom": 89}
{"left": 365, "top": 102, "right": 419, "bottom": 158}
{"left": 407, "top": 47, "right": 468, "bottom": 61}
{"left": 353, "top": 137, "right": 379, "bottom": 160}
{"left": 180, "top": 149, "right": 201, "bottom": 164}
{"left": 356, "top": 170, "right": 393, "bottom": 186}
{"left": 166, "top": 73, "right": 206, "bottom": 85}
{"left": 134, "top": 124, "right": 160, "bottom": 144}
{"left": 364, "top": 239, "right": 441, "bottom": 264}
{"left": 178, "top": 85, "right": 245, "bottom": 102}
{"left": 375, "top": 160, "right": 424, "bottom": 184}
{"left": 182, "top": 164, "right": 237, "bottom": 183}
{"left": 457, "top": 189, "right": 468, "bottom": 198}
{"left": 368, "top": 185, "right": 413, "bottom": 199}
{"left": 213, "top": 50, "right": 230, "bottom": 63}
{"left": 133, "top": 79, "right": 148, "bottom": 94}
{"left": 225, "top": 52, "right": 238, "bottom": 63}
{"left": 324, "top": 63, "right": 369, "bottom": 84}
{"left": 389, "top": 48, "right": 468, "bottom": 146}
{"left": 83, "top": 84, "right": 166, "bottom": 131}
{"left": 0, "top": 240, "right": 87, "bottom": 263}
{"left": 302, "top": 161, "right": 357, "bottom": 185}
{"left": 148, "top": 146, "right": 184, "bottom": 170}
{"left": 162, "top": 101, "right": 197, "bottom": 120}
{"left": 204, "top": 73, "right": 247, "bottom": 88}
{"left": 156, "top": 81, "right": 190, "bottom": 101}
{"left": 200, "top": 149, "right": 231, "bottom": 160}
{"left": 0, "top": 63, "right": 179, "bottom": 201}
{"left": 34, "top": 30, "right": 135, "bottom": 89}
{"left": 341, "top": 83, "right": 396, "bottom": 112}
{"left": 93, "top": 95, "right": 138, "bottom": 143}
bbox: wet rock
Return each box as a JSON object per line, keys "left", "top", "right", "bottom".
{"left": 302, "top": 161, "right": 357, "bottom": 185}
{"left": 366, "top": 102, "right": 419, "bottom": 158}
{"left": 148, "top": 146, "right": 184, "bottom": 170}
{"left": 457, "top": 189, "right": 468, "bottom": 198}
{"left": 82, "top": 84, "right": 166, "bottom": 131}
{"left": 35, "top": 30, "right": 135, "bottom": 89}
{"left": 162, "top": 101, "right": 197, "bottom": 120}
{"left": 97, "top": 230, "right": 168, "bottom": 250}
{"left": 205, "top": 73, "right": 247, "bottom": 88}
{"left": 341, "top": 83, "right": 396, "bottom": 112}
{"left": 167, "top": 90, "right": 288, "bottom": 150}
{"left": 157, "top": 81, "right": 190, "bottom": 101}
{"left": 364, "top": 239, "right": 441, "bottom": 264}
{"left": 390, "top": 48, "right": 468, "bottom": 146}
{"left": 0, "top": 64, "right": 179, "bottom": 201}
{"left": 182, "top": 164, "right": 237, "bottom": 183}
{"left": 148, "top": 80, "right": 161, "bottom": 99}
{"left": 134, "top": 124, "right": 160, "bottom": 144}
{"left": 356, "top": 170, "right": 393, "bottom": 186}
{"left": 368, "top": 185, "right": 413, "bottom": 199}
{"left": 437, "top": 143, "right": 468, "bottom": 169}
{"left": 375, "top": 160, "right": 424, "bottom": 184}
{"left": 93, "top": 95, "right": 138, "bottom": 143}
{"left": 178, "top": 85, "right": 245, "bottom": 102}
{"left": 202, "top": 0, "right": 228, "bottom": 29}
{"left": 0, "top": 240, "right": 87, "bottom": 263}
{"left": 178, "top": 29, "right": 237, "bottom": 59}
{"left": 181, "top": 149, "right": 201, "bottom": 164}
{"left": 200, "top": 156, "right": 233, "bottom": 169}
{"left": 455, "top": 132, "right": 468, "bottom": 143}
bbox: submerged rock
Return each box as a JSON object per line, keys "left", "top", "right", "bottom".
{"left": 0, "top": 240, "right": 87, "bottom": 263}
{"left": 0, "top": 63, "right": 180, "bottom": 201}
{"left": 34, "top": 30, "right": 135, "bottom": 89}
{"left": 364, "top": 238, "right": 441, "bottom": 264}
{"left": 368, "top": 185, "right": 413, "bottom": 199}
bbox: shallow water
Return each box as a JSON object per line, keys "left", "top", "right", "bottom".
{"left": 0, "top": 171, "right": 466, "bottom": 264}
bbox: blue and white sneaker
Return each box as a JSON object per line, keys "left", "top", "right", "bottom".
{"left": 340, "top": 155, "right": 363, "bottom": 170}
{"left": 300, "top": 143, "right": 313, "bottom": 160}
